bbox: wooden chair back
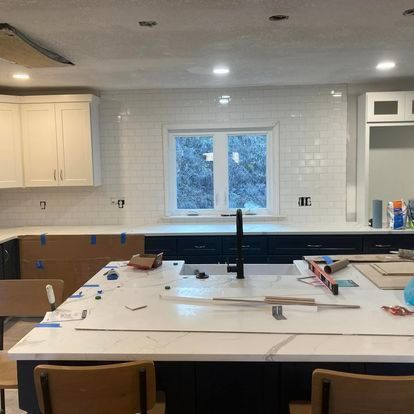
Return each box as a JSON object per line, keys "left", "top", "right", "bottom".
{"left": 34, "top": 361, "right": 157, "bottom": 414}
{"left": 311, "top": 369, "right": 414, "bottom": 414}
{"left": 0, "top": 279, "right": 64, "bottom": 317}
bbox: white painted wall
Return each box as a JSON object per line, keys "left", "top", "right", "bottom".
{"left": 0, "top": 85, "right": 348, "bottom": 226}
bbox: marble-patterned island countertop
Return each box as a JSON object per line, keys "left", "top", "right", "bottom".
{"left": 8, "top": 260, "right": 414, "bottom": 363}
{"left": 1, "top": 222, "right": 414, "bottom": 244}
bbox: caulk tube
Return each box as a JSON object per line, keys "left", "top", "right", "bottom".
{"left": 46, "top": 284, "right": 56, "bottom": 311}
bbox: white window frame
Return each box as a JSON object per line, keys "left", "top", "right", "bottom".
{"left": 163, "top": 122, "right": 279, "bottom": 217}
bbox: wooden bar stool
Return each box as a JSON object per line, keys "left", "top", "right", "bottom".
{"left": 34, "top": 361, "right": 165, "bottom": 414}
{"left": 290, "top": 368, "right": 414, "bottom": 414}
{"left": 0, "top": 279, "right": 64, "bottom": 414}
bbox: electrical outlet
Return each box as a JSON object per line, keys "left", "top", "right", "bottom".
{"left": 40, "top": 201, "right": 47, "bottom": 210}
{"left": 111, "top": 198, "right": 126, "bottom": 208}
{"left": 298, "top": 196, "right": 312, "bottom": 207}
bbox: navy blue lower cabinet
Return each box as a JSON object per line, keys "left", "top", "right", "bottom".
{"left": 363, "top": 235, "right": 414, "bottom": 253}
{"left": 145, "top": 236, "right": 177, "bottom": 257}
{"left": 0, "top": 239, "right": 20, "bottom": 280}
{"left": 177, "top": 237, "right": 222, "bottom": 257}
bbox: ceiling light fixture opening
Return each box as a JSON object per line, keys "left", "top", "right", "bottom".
{"left": 213, "top": 67, "right": 230, "bottom": 75}
{"left": 218, "top": 95, "right": 231, "bottom": 105}
{"left": 376, "top": 61, "right": 396, "bottom": 71}
{"left": 12, "top": 72, "right": 30, "bottom": 80}
{"left": 269, "top": 15, "right": 289, "bottom": 21}
{"left": 138, "top": 20, "right": 158, "bottom": 28}
{"left": 331, "top": 90, "right": 342, "bottom": 97}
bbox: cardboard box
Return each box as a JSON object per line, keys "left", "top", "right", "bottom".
{"left": 128, "top": 253, "right": 163, "bottom": 270}
{"left": 19, "top": 234, "right": 145, "bottom": 298}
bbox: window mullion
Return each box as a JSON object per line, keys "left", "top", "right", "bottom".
{"left": 214, "top": 132, "right": 227, "bottom": 211}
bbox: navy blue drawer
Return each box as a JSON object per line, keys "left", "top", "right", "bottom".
{"left": 268, "top": 235, "right": 363, "bottom": 255}
{"left": 177, "top": 237, "right": 222, "bottom": 256}
{"left": 363, "top": 235, "right": 414, "bottom": 253}
{"left": 222, "top": 236, "right": 267, "bottom": 256}
{"left": 145, "top": 237, "right": 177, "bottom": 256}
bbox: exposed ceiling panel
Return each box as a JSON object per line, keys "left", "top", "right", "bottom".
{"left": 0, "top": 0, "right": 413, "bottom": 90}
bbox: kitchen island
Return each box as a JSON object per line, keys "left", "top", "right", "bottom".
{"left": 9, "top": 260, "right": 414, "bottom": 414}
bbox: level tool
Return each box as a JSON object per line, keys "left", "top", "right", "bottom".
{"left": 308, "top": 260, "right": 339, "bottom": 295}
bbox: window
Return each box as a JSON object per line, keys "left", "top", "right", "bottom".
{"left": 164, "top": 124, "right": 278, "bottom": 216}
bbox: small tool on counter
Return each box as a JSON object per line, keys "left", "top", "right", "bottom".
{"left": 106, "top": 269, "right": 119, "bottom": 280}
{"left": 382, "top": 305, "right": 414, "bottom": 316}
{"left": 195, "top": 269, "right": 209, "bottom": 279}
{"left": 46, "top": 284, "right": 56, "bottom": 311}
{"left": 272, "top": 305, "right": 286, "bottom": 320}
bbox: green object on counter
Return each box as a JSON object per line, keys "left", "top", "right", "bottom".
{"left": 95, "top": 295, "right": 102, "bottom": 300}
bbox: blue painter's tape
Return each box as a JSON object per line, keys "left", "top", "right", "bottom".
{"left": 35, "top": 260, "right": 44, "bottom": 269}
{"left": 83, "top": 284, "right": 100, "bottom": 288}
{"left": 40, "top": 233, "right": 47, "bottom": 246}
{"left": 90, "top": 235, "right": 97, "bottom": 245}
{"left": 323, "top": 255, "right": 334, "bottom": 265}
{"left": 104, "top": 265, "right": 118, "bottom": 269}
{"left": 69, "top": 294, "right": 83, "bottom": 299}
{"left": 35, "top": 323, "right": 61, "bottom": 328}
{"left": 120, "top": 232, "right": 127, "bottom": 245}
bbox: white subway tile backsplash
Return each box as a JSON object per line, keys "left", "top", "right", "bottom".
{"left": 0, "top": 85, "right": 347, "bottom": 226}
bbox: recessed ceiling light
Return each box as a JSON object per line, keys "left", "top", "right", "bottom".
{"left": 269, "top": 15, "right": 289, "bottom": 21}
{"left": 218, "top": 95, "right": 231, "bottom": 105}
{"left": 376, "top": 61, "right": 396, "bottom": 71}
{"left": 12, "top": 73, "right": 30, "bottom": 80}
{"left": 403, "top": 8, "right": 414, "bottom": 16}
{"left": 138, "top": 20, "right": 157, "bottom": 28}
{"left": 331, "top": 90, "right": 342, "bottom": 97}
{"left": 213, "top": 67, "right": 230, "bottom": 75}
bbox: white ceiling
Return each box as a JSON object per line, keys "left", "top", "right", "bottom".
{"left": 0, "top": 0, "right": 414, "bottom": 90}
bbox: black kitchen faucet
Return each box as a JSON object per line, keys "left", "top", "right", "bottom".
{"left": 227, "top": 208, "right": 245, "bottom": 279}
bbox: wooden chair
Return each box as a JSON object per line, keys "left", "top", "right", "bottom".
{"left": 34, "top": 361, "right": 165, "bottom": 414}
{"left": 290, "top": 368, "right": 414, "bottom": 414}
{"left": 0, "top": 279, "right": 64, "bottom": 414}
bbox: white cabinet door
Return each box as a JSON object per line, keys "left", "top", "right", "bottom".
{"left": 55, "top": 103, "right": 93, "bottom": 186}
{"left": 405, "top": 92, "right": 414, "bottom": 121}
{"left": 21, "top": 104, "right": 59, "bottom": 187}
{"left": 0, "top": 103, "right": 23, "bottom": 188}
{"left": 366, "top": 92, "right": 406, "bottom": 122}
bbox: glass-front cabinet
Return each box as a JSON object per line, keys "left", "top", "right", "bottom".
{"left": 405, "top": 92, "right": 414, "bottom": 121}
{"left": 366, "top": 92, "right": 406, "bottom": 122}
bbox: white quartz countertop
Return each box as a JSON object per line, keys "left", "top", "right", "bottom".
{"left": 8, "top": 260, "right": 414, "bottom": 363}
{"left": 1, "top": 222, "right": 414, "bottom": 244}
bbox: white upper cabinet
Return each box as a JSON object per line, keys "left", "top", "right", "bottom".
{"left": 21, "top": 103, "right": 59, "bottom": 187}
{"left": 405, "top": 92, "right": 414, "bottom": 121}
{"left": 19, "top": 94, "right": 101, "bottom": 188}
{"left": 0, "top": 103, "right": 23, "bottom": 188}
{"left": 55, "top": 102, "right": 94, "bottom": 186}
{"left": 366, "top": 92, "right": 406, "bottom": 122}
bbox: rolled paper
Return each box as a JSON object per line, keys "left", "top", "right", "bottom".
{"left": 324, "top": 259, "right": 350, "bottom": 274}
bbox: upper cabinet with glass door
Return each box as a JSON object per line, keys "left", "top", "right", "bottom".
{"left": 405, "top": 92, "right": 414, "bottom": 121}
{"left": 366, "top": 92, "right": 406, "bottom": 122}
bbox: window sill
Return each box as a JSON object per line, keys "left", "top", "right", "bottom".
{"left": 160, "top": 215, "right": 287, "bottom": 224}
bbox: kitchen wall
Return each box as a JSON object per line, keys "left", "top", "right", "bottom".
{"left": 0, "top": 84, "right": 347, "bottom": 227}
